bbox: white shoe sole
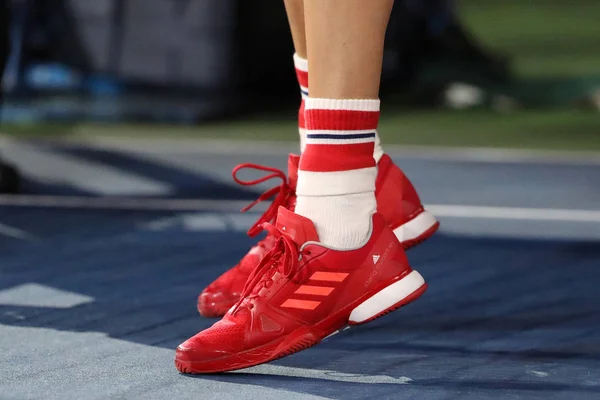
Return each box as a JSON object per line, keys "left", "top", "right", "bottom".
{"left": 392, "top": 210, "right": 438, "bottom": 244}
{"left": 348, "top": 270, "right": 426, "bottom": 324}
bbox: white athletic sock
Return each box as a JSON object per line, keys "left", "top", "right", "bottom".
{"left": 295, "top": 98, "right": 379, "bottom": 248}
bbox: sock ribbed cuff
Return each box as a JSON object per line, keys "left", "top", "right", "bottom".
{"left": 305, "top": 98, "right": 380, "bottom": 112}
{"left": 300, "top": 98, "right": 379, "bottom": 173}
{"left": 293, "top": 54, "right": 309, "bottom": 99}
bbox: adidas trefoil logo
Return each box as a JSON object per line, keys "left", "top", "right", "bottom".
{"left": 372, "top": 254, "right": 380, "bottom": 264}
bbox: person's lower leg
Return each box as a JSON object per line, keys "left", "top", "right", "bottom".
{"left": 284, "top": 0, "right": 309, "bottom": 152}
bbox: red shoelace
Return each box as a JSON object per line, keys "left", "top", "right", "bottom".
{"left": 231, "top": 222, "right": 305, "bottom": 314}
{"left": 232, "top": 163, "right": 295, "bottom": 237}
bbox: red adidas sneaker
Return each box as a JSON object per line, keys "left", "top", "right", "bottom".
{"left": 177, "top": 207, "right": 427, "bottom": 374}
{"left": 197, "top": 153, "right": 438, "bottom": 318}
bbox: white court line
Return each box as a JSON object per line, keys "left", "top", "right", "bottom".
{"left": 0, "top": 195, "right": 599, "bottom": 223}
{"left": 0, "top": 195, "right": 251, "bottom": 211}
{"left": 427, "top": 205, "right": 600, "bottom": 223}
{"left": 0, "top": 283, "right": 94, "bottom": 308}
{"left": 0, "top": 141, "right": 172, "bottom": 196}
{"left": 0, "top": 222, "right": 36, "bottom": 241}
{"left": 241, "top": 365, "right": 412, "bottom": 385}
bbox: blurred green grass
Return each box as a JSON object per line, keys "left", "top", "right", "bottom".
{"left": 2, "top": 0, "right": 600, "bottom": 151}
{"left": 462, "top": 0, "right": 600, "bottom": 78}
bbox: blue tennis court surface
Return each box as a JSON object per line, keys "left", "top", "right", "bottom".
{"left": 1, "top": 139, "right": 599, "bottom": 399}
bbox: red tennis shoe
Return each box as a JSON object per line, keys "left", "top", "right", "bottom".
{"left": 197, "top": 154, "right": 438, "bottom": 318}
{"left": 177, "top": 207, "right": 427, "bottom": 374}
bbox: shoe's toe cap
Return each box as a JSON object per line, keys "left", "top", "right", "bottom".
{"left": 175, "top": 341, "right": 232, "bottom": 374}
{"left": 176, "top": 336, "right": 232, "bottom": 361}
{"left": 175, "top": 319, "right": 247, "bottom": 373}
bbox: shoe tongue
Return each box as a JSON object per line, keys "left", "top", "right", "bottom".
{"left": 287, "top": 154, "right": 300, "bottom": 190}
{"left": 275, "top": 206, "right": 319, "bottom": 245}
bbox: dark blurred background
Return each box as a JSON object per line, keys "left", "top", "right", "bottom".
{"left": 1, "top": 0, "right": 600, "bottom": 150}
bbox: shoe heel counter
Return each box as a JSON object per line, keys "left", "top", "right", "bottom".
{"left": 388, "top": 240, "right": 412, "bottom": 280}
{"left": 375, "top": 155, "right": 424, "bottom": 227}
{"left": 372, "top": 214, "right": 412, "bottom": 276}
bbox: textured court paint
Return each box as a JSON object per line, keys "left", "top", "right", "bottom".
{"left": 0, "top": 327, "right": 329, "bottom": 400}
{"left": 0, "top": 141, "right": 600, "bottom": 399}
{"left": 1, "top": 206, "right": 599, "bottom": 399}
{"left": 0, "top": 283, "right": 94, "bottom": 308}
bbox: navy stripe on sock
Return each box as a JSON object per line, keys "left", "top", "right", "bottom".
{"left": 306, "top": 132, "right": 376, "bottom": 140}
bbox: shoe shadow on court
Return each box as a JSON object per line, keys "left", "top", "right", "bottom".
{"left": 1, "top": 213, "right": 600, "bottom": 399}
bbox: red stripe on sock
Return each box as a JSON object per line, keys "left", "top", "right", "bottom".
{"left": 306, "top": 109, "right": 379, "bottom": 131}
{"left": 295, "top": 68, "right": 309, "bottom": 89}
{"left": 299, "top": 143, "right": 375, "bottom": 172}
{"left": 299, "top": 99, "right": 306, "bottom": 130}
